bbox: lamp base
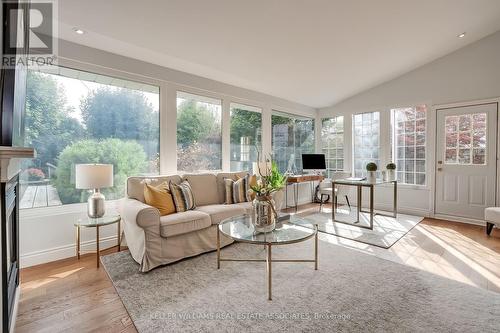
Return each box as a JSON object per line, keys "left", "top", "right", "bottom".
{"left": 88, "top": 189, "right": 105, "bottom": 218}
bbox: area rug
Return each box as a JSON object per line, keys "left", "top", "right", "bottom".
{"left": 101, "top": 239, "right": 499, "bottom": 333}
{"left": 299, "top": 208, "right": 424, "bottom": 248}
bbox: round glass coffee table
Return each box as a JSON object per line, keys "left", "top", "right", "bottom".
{"left": 217, "top": 214, "right": 318, "bottom": 300}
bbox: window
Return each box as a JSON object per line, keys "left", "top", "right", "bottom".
{"left": 353, "top": 112, "right": 380, "bottom": 177}
{"left": 271, "top": 112, "right": 315, "bottom": 174}
{"left": 230, "top": 103, "right": 262, "bottom": 172}
{"left": 176, "top": 92, "right": 222, "bottom": 172}
{"left": 321, "top": 116, "right": 344, "bottom": 178}
{"left": 21, "top": 67, "right": 160, "bottom": 208}
{"left": 391, "top": 105, "right": 427, "bottom": 185}
{"left": 444, "top": 113, "right": 486, "bottom": 165}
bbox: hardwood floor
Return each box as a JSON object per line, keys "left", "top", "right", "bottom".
{"left": 17, "top": 203, "right": 500, "bottom": 332}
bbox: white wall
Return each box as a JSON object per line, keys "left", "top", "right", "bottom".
{"left": 19, "top": 40, "right": 317, "bottom": 268}
{"left": 319, "top": 30, "right": 500, "bottom": 217}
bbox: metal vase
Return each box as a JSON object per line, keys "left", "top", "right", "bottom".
{"left": 88, "top": 189, "right": 105, "bottom": 218}
{"left": 252, "top": 195, "right": 276, "bottom": 233}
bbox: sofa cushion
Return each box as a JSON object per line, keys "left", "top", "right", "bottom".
{"left": 160, "top": 210, "right": 211, "bottom": 237}
{"left": 216, "top": 171, "right": 249, "bottom": 204}
{"left": 182, "top": 173, "right": 219, "bottom": 206}
{"left": 233, "top": 201, "right": 253, "bottom": 215}
{"left": 127, "top": 175, "right": 182, "bottom": 203}
{"left": 196, "top": 204, "right": 246, "bottom": 225}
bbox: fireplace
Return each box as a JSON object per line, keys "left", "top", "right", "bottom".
{"left": 1, "top": 173, "right": 19, "bottom": 332}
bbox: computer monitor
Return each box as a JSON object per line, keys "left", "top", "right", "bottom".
{"left": 301, "top": 154, "right": 326, "bottom": 174}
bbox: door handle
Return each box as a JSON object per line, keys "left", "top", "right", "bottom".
{"left": 437, "top": 161, "right": 443, "bottom": 164}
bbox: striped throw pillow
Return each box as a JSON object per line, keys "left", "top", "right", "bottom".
{"left": 169, "top": 181, "right": 196, "bottom": 212}
{"left": 225, "top": 174, "right": 251, "bottom": 204}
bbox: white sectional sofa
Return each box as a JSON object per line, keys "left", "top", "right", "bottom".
{"left": 119, "top": 171, "right": 252, "bottom": 272}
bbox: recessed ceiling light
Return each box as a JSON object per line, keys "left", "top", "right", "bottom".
{"left": 73, "top": 28, "right": 85, "bottom": 35}
{"left": 457, "top": 32, "right": 466, "bottom": 38}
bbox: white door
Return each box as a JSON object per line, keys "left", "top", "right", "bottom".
{"left": 435, "top": 103, "right": 497, "bottom": 220}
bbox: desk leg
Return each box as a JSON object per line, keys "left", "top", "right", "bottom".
{"left": 285, "top": 183, "right": 288, "bottom": 209}
{"left": 393, "top": 181, "right": 398, "bottom": 218}
{"left": 332, "top": 182, "right": 336, "bottom": 220}
{"left": 96, "top": 225, "right": 100, "bottom": 268}
{"left": 117, "top": 219, "right": 121, "bottom": 252}
{"left": 356, "top": 185, "right": 361, "bottom": 223}
{"left": 294, "top": 183, "right": 298, "bottom": 212}
{"left": 76, "top": 226, "right": 80, "bottom": 260}
{"left": 369, "top": 185, "right": 374, "bottom": 230}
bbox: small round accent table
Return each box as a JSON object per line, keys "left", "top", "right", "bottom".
{"left": 74, "top": 215, "right": 121, "bottom": 268}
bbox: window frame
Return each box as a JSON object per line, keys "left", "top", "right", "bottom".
{"left": 21, "top": 63, "right": 162, "bottom": 211}
{"left": 352, "top": 111, "right": 381, "bottom": 178}
{"left": 390, "top": 105, "right": 428, "bottom": 186}
{"left": 321, "top": 116, "right": 345, "bottom": 178}
{"left": 271, "top": 110, "right": 315, "bottom": 174}
{"left": 229, "top": 102, "right": 263, "bottom": 172}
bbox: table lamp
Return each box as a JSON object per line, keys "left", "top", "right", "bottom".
{"left": 75, "top": 164, "right": 114, "bottom": 218}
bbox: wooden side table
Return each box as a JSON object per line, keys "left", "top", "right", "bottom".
{"left": 74, "top": 215, "right": 121, "bottom": 268}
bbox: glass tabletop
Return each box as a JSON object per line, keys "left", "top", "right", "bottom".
{"left": 333, "top": 178, "right": 397, "bottom": 186}
{"left": 75, "top": 215, "right": 121, "bottom": 227}
{"left": 219, "top": 214, "right": 316, "bottom": 245}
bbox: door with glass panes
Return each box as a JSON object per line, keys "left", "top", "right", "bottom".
{"left": 435, "top": 103, "right": 497, "bottom": 219}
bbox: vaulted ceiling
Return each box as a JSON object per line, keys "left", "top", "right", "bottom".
{"left": 57, "top": 0, "right": 500, "bottom": 108}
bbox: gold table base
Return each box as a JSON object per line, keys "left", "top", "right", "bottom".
{"left": 217, "top": 225, "right": 318, "bottom": 301}
{"left": 75, "top": 219, "right": 121, "bottom": 268}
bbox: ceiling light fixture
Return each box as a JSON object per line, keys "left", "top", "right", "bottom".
{"left": 457, "top": 32, "right": 466, "bottom": 38}
{"left": 73, "top": 28, "right": 85, "bottom": 35}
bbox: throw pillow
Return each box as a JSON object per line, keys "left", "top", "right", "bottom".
{"left": 225, "top": 174, "right": 251, "bottom": 204}
{"left": 169, "top": 180, "right": 196, "bottom": 212}
{"left": 143, "top": 182, "right": 176, "bottom": 216}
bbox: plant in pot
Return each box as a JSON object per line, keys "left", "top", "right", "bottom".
{"left": 250, "top": 159, "right": 287, "bottom": 233}
{"left": 386, "top": 163, "right": 396, "bottom": 181}
{"left": 366, "top": 162, "right": 378, "bottom": 183}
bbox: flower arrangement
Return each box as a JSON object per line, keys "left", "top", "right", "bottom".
{"left": 250, "top": 160, "right": 287, "bottom": 197}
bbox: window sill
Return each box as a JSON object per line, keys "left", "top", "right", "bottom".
{"left": 19, "top": 199, "right": 121, "bottom": 219}
{"left": 377, "top": 183, "right": 430, "bottom": 191}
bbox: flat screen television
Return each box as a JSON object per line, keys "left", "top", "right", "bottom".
{"left": 302, "top": 154, "right": 326, "bottom": 174}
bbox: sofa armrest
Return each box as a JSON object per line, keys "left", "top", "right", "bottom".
{"left": 119, "top": 198, "right": 160, "bottom": 229}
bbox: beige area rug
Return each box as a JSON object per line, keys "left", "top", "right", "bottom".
{"left": 300, "top": 207, "right": 424, "bottom": 248}
{"left": 102, "top": 238, "right": 499, "bottom": 333}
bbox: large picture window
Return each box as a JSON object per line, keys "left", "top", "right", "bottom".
{"left": 21, "top": 67, "right": 160, "bottom": 208}
{"left": 176, "top": 92, "right": 222, "bottom": 172}
{"left": 271, "top": 112, "right": 315, "bottom": 174}
{"left": 391, "top": 105, "right": 427, "bottom": 185}
{"left": 353, "top": 112, "right": 380, "bottom": 177}
{"left": 321, "top": 116, "right": 344, "bottom": 178}
{"left": 230, "top": 103, "right": 262, "bottom": 172}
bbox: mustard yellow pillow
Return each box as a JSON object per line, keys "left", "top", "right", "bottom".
{"left": 144, "top": 182, "right": 176, "bottom": 216}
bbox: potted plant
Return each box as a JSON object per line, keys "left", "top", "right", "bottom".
{"left": 366, "top": 162, "right": 378, "bottom": 183}
{"left": 250, "top": 159, "right": 287, "bottom": 233}
{"left": 386, "top": 163, "right": 397, "bottom": 181}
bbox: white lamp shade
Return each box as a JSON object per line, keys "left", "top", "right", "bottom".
{"left": 75, "top": 164, "right": 114, "bottom": 189}
{"left": 252, "top": 161, "right": 272, "bottom": 176}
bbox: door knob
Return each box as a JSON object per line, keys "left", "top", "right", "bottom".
{"left": 438, "top": 161, "right": 443, "bottom": 165}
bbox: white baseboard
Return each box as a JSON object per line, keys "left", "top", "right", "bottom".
{"left": 20, "top": 235, "right": 119, "bottom": 268}
{"left": 432, "top": 214, "right": 486, "bottom": 226}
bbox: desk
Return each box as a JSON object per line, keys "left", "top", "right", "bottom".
{"left": 285, "top": 175, "right": 324, "bottom": 212}
{"left": 332, "top": 179, "right": 397, "bottom": 230}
